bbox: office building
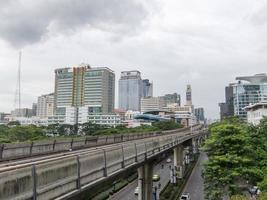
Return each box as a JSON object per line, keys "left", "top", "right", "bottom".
{"left": 32, "top": 103, "right": 37, "bottom": 116}
{"left": 141, "top": 97, "right": 166, "bottom": 113}
{"left": 194, "top": 107, "right": 205, "bottom": 122}
{"left": 172, "top": 106, "right": 196, "bottom": 127}
{"left": 37, "top": 93, "right": 54, "bottom": 119}
{"left": 50, "top": 64, "right": 115, "bottom": 124}
{"left": 186, "top": 84, "right": 192, "bottom": 106}
{"left": 233, "top": 74, "right": 267, "bottom": 120}
{"left": 142, "top": 79, "right": 153, "bottom": 97}
{"left": 245, "top": 102, "right": 267, "bottom": 125}
{"left": 219, "top": 84, "right": 234, "bottom": 120}
{"left": 164, "top": 93, "right": 181, "bottom": 106}
{"left": 11, "top": 108, "right": 33, "bottom": 118}
{"left": 119, "top": 71, "right": 143, "bottom": 111}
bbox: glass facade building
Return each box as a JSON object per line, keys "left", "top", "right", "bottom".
{"left": 233, "top": 74, "right": 267, "bottom": 120}
{"left": 119, "top": 71, "right": 153, "bottom": 111}
{"left": 119, "top": 71, "right": 143, "bottom": 111}
{"left": 142, "top": 79, "right": 153, "bottom": 98}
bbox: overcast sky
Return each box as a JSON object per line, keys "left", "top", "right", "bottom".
{"left": 0, "top": 0, "right": 267, "bottom": 119}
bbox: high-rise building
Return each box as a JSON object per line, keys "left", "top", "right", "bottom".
{"left": 32, "top": 103, "right": 37, "bottom": 116}
{"left": 51, "top": 64, "right": 115, "bottom": 124}
{"left": 219, "top": 84, "right": 234, "bottom": 120}
{"left": 37, "top": 93, "right": 54, "bottom": 119}
{"left": 194, "top": 107, "right": 205, "bottom": 122}
{"left": 142, "top": 79, "right": 153, "bottom": 97}
{"left": 119, "top": 71, "right": 143, "bottom": 111}
{"left": 164, "top": 93, "right": 181, "bottom": 106}
{"left": 141, "top": 97, "right": 166, "bottom": 113}
{"left": 233, "top": 74, "right": 267, "bottom": 120}
{"left": 186, "top": 84, "right": 192, "bottom": 106}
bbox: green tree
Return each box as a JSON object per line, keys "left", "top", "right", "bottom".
{"left": 203, "top": 123, "right": 255, "bottom": 199}
{"left": 230, "top": 195, "right": 248, "bottom": 200}
{"left": 7, "top": 125, "right": 45, "bottom": 142}
{"left": 152, "top": 120, "right": 182, "bottom": 130}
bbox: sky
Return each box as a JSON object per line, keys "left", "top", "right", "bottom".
{"left": 0, "top": 0, "right": 267, "bottom": 119}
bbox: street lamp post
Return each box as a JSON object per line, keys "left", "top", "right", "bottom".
{"left": 152, "top": 174, "right": 160, "bottom": 200}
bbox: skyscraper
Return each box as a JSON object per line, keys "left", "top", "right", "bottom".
{"left": 119, "top": 71, "right": 143, "bottom": 111}
{"left": 186, "top": 84, "right": 192, "bottom": 106}
{"left": 142, "top": 79, "right": 153, "bottom": 97}
{"left": 219, "top": 84, "right": 234, "bottom": 120}
{"left": 52, "top": 64, "right": 115, "bottom": 124}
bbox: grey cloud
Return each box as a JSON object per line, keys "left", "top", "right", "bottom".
{"left": 0, "top": 0, "right": 147, "bottom": 47}
{"left": 250, "top": 4, "right": 267, "bottom": 25}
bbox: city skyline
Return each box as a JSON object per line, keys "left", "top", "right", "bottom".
{"left": 1, "top": 0, "right": 267, "bottom": 119}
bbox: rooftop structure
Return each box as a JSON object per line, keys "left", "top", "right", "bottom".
{"left": 236, "top": 73, "right": 267, "bottom": 84}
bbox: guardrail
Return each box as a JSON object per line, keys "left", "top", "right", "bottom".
{"left": 0, "top": 128, "right": 207, "bottom": 200}
{"left": 0, "top": 125, "right": 201, "bottom": 161}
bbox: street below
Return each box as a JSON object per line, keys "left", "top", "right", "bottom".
{"left": 109, "top": 156, "right": 174, "bottom": 200}
{"left": 182, "top": 151, "right": 208, "bottom": 200}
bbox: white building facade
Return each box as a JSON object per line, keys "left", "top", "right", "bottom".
{"left": 245, "top": 102, "right": 267, "bottom": 125}
{"left": 37, "top": 93, "right": 54, "bottom": 119}
{"left": 141, "top": 97, "right": 166, "bottom": 113}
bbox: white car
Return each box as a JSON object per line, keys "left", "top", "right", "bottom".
{"left": 180, "top": 193, "right": 191, "bottom": 200}
{"left": 166, "top": 158, "right": 172, "bottom": 163}
{"left": 134, "top": 187, "right": 139, "bottom": 195}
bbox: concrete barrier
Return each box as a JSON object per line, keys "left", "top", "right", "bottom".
{"left": 0, "top": 126, "right": 200, "bottom": 161}
{"left": 0, "top": 127, "right": 207, "bottom": 200}
{"left": 0, "top": 165, "right": 33, "bottom": 200}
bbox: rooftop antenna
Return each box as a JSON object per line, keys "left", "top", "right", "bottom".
{"left": 14, "top": 51, "right": 22, "bottom": 117}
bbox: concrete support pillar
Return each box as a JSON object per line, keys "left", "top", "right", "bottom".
{"left": 138, "top": 163, "right": 153, "bottom": 200}
{"left": 173, "top": 145, "right": 184, "bottom": 178}
{"left": 192, "top": 138, "right": 198, "bottom": 154}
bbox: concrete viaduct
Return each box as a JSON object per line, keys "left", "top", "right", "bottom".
{"left": 0, "top": 125, "right": 208, "bottom": 200}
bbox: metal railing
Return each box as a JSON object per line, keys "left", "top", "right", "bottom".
{"left": 0, "top": 125, "right": 201, "bottom": 161}
{"left": 0, "top": 127, "right": 206, "bottom": 200}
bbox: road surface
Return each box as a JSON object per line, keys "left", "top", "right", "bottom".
{"left": 182, "top": 152, "right": 208, "bottom": 200}
{"left": 109, "top": 156, "right": 174, "bottom": 200}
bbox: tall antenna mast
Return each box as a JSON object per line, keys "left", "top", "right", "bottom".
{"left": 14, "top": 51, "right": 22, "bottom": 117}
{"left": 18, "top": 51, "right": 21, "bottom": 113}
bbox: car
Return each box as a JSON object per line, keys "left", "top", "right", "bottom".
{"left": 180, "top": 193, "right": 191, "bottom": 200}
{"left": 166, "top": 158, "right": 172, "bottom": 163}
{"left": 134, "top": 187, "right": 139, "bottom": 195}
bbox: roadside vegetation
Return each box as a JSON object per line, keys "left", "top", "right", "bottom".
{"left": 203, "top": 117, "right": 267, "bottom": 199}
{"left": 0, "top": 120, "right": 182, "bottom": 143}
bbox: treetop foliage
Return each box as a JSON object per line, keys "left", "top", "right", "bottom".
{"left": 0, "top": 120, "right": 182, "bottom": 143}
{"left": 203, "top": 116, "right": 267, "bottom": 199}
